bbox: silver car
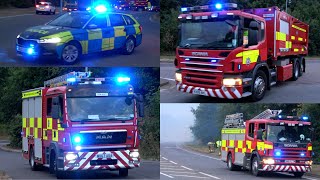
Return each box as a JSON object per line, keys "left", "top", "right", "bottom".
{"left": 36, "top": 2, "right": 56, "bottom": 15}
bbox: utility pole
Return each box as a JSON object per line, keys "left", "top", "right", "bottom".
{"left": 286, "top": 0, "right": 288, "bottom": 12}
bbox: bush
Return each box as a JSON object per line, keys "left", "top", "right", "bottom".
{"left": 9, "top": 114, "right": 22, "bottom": 148}
{"left": 160, "top": 9, "right": 180, "bottom": 53}
{"left": 12, "top": 0, "right": 33, "bottom": 8}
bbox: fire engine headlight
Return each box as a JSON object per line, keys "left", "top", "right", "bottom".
{"left": 65, "top": 153, "right": 78, "bottom": 161}
{"left": 305, "top": 161, "right": 313, "bottom": 165}
{"left": 130, "top": 151, "right": 139, "bottom": 158}
{"left": 223, "top": 78, "right": 242, "bottom": 87}
{"left": 175, "top": 73, "right": 182, "bottom": 82}
{"left": 263, "top": 158, "right": 275, "bottom": 165}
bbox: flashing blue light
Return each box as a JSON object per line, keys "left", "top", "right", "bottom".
{"left": 117, "top": 77, "right": 130, "bottom": 83}
{"left": 67, "top": 77, "right": 76, "bottom": 82}
{"left": 211, "top": 59, "right": 217, "bottom": 63}
{"left": 185, "top": 58, "right": 190, "bottom": 61}
{"left": 95, "top": 5, "right": 107, "bottom": 13}
{"left": 238, "top": 64, "right": 241, "bottom": 70}
{"left": 300, "top": 153, "right": 305, "bottom": 157}
{"left": 302, "top": 116, "right": 309, "bottom": 121}
{"left": 73, "top": 136, "right": 81, "bottom": 143}
{"left": 27, "top": 48, "right": 34, "bottom": 55}
{"left": 275, "top": 151, "right": 281, "bottom": 156}
{"left": 278, "top": 115, "right": 282, "bottom": 119}
{"left": 181, "top": 7, "right": 188, "bottom": 12}
{"left": 215, "top": 3, "right": 222, "bottom": 10}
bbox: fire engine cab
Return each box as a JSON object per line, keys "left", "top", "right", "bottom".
{"left": 175, "top": 3, "right": 309, "bottom": 101}
{"left": 221, "top": 109, "right": 313, "bottom": 177}
{"left": 21, "top": 71, "right": 144, "bottom": 178}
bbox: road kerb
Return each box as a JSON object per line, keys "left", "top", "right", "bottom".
{"left": 0, "top": 144, "right": 21, "bottom": 153}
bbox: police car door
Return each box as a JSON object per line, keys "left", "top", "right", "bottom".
{"left": 108, "top": 14, "right": 127, "bottom": 49}
{"left": 85, "top": 15, "right": 109, "bottom": 53}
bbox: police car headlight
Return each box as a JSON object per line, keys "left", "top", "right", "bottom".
{"left": 130, "top": 151, "right": 139, "bottom": 158}
{"left": 17, "top": 34, "right": 20, "bottom": 38}
{"left": 223, "top": 78, "right": 242, "bottom": 87}
{"left": 38, "top": 37, "right": 61, "bottom": 43}
{"left": 65, "top": 153, "right": 78, "bottom": 161}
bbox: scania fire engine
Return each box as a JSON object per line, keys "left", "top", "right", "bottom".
{"left": 175, "top": 3, "right": 309, "bottom": 101}
{"left": 221, "top": 109, "right": 313, "bottom": 177}
{"left": 21, "top": 72, "right": 144, "bottom": 178}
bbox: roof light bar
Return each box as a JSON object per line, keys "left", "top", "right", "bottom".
{"left": 180, "top": 3, "right": 238, "bottom": 13}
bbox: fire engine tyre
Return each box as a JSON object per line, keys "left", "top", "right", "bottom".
{"left": 29, "top": 147, "right": 40, "bottom": 171}
{"left": 122, "top": 37, "right": 135, "bottom": 55}
{"left": 119, "top": 168, "right": 129, "bottom": 177}
{"left": 299, "top": 60, "right": 304, "bottom": 77}
{"left": 61, "top": 42, "right": 81, "bottom": 64}
{"left": 50, "top": 151, "right": 66, "bottom": 179}
{"left": 251, "top": 157, "right": 261, "bottom": 176}
{"left": 227, "top": 154, "right": 240, "bottom": 171}
{"left": 251, "top": 70, "right": 267, "bottom": 102}
{"left": 293, "top": 172, "right": 304, "bottom": 178}
{"left": 292, "top": 61, "right": 300, "bottom": 81}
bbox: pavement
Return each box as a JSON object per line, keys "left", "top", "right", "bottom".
{"left": 0, "top": 140, "right": 159, "bottom": 179}
{"left": 160, "top": 142, "right": 319, "bottom": 180}
{"left": 160, "top": 60, "right": 320, "bottom": 103}
{"left": 0, "top": 8, "right": 160, "bottom": 67}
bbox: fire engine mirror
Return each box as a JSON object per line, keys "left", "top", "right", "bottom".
{"left": 125, "top": 97, "right": 133, "bottom": 106}
{"left": 248, "top": 28, "right": 258, "bottom": 46}
{"left": 138, "top": 102, "right": 144, "bottom": 117}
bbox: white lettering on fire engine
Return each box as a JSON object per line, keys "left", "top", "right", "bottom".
{"left": 192, "top": 52, "right": 208, "bottom": 56}
{"left": 283, "top": 144, "right": 298, "bottom": 147}
{"left": 96, "top": 93, "right": 109, "bottom": 96}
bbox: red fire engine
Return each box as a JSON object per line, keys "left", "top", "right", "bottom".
{"left": 175, "top": 3, "right": 309, "bottom": 101}
{"left": 221, "top": 109, "right": 313, "bottom": 177}
{"left": 133, "top": 0, "right": 149, "bottom": 11}
{"left": 21, "top": 72, "right": 144, "bottom": 178}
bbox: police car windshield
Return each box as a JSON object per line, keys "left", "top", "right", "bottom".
{"left": 179, "top": 17, "right": 239, "bottom": 50}
{"left": 48, "top": 12, "right": 93, "bottom": 28}
{"left": 67, "top": 97, "right": 134, "bottom": 122}
{"left": 267, "top": 124, "right": 312, "bottom": 143}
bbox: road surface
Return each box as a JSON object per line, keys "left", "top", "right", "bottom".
{"left": 160, "top": 143, "right": 319, "bottom": 180}
{"left": 0, "top": 10, "right": 159, "bottom": 67}
{"left": 0, "top": 144, "right": 159, "bottom": 179}
{"left": 160, "top": 60, "right": 320, "bottom": 103}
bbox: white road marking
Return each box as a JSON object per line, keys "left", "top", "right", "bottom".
{"left": 170, "top": 160, "right": 178, "bottom": 164}
{"left": 278, "top": 173, "right": 318, "bottom": 180}
{"left": 162, "top": 157, "right": 168, "bottom": 160}
{"left": 160, "top": 172, "right": 174, "bottom": 179}
{"left": 0, "top": 14, "right": 34, "bottom": 19}
{"left": 160, "top": 168, "right": 187, "bottom": 171}
{"left": 181, "top": 165, "right": 193, "bottom": 171}
{"left": 160, "top": 166, "right": 178, "bottom": 168}
{"left": 161, "top": 77, "right": 175, "bottom": 81}
{"left": 171, "top": 174, "right": 208, "bottom": 178}
{"left": 176, "top": 145, "right": 220, "bottom": 160}
{"left": 161, "top": 171, "right": 197, "bottom": 174}
{"left": 199, "top": 172, "right": 220, "bottom": 179}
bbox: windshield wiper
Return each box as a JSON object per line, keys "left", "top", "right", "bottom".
{"left": 72, "top": 118, "right": 97, "bottom": 124}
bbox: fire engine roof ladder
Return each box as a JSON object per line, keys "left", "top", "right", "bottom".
{"left": 44, "top": 71, "right": 92, "bottom": 87}
{"left": 252, "top": 109, "right": 282, "bottom": 120}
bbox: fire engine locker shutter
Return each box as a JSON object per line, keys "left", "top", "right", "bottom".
{"left": 34, "top": 96, "right": 43, "bottom": 159}
{"left": 22, "top": 99, "right": 29, "bottom": 153}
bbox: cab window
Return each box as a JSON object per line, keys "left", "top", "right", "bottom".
{"left": 47, "top": 98, "right": 52, "bottom": 116}
{"left": 109, "top": 14, "right": 126, "bottom": 26}
{"left": 123, "top": 15, "right": 135, "bottom": 25}
{"left": 248, "top": 123, "right": 254, "bottom": 138}
{"left": 87, "top": 16, "right": 107, "bottom": 28}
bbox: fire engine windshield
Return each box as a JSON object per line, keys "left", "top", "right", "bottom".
{"left": 267, "top": 124, "right": 312, "bottom": 143}
{"left": 179, "top": 17, "right": 239, "bottom": 49}
{"left": 67, "top": 97, "right": 134, "bottom": 122}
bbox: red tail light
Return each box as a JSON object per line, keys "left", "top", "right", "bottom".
{"left": 139, "top": 25, "right": 142, "bottom": 32}
{"left": 36, "top": 5, "right": 39, "bottom": 7}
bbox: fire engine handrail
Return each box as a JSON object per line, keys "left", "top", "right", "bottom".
{"left": 252, "top": 109, "right": 282, "bottom": 119}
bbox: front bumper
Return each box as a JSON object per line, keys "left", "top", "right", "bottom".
{"left": 176, "top": 82, "right": 251, "bottom": 99}
{"left": 63, "top": 150, "right": 140, "bottom": 171}
{"left": 16, "top": 43, "right": 58, "bottom": 58}
{"left": 261, "top": 165, "right": 311, "bottom": 172}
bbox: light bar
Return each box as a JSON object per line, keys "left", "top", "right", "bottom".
{"left": 180, "top": 3, "right": 238, "bottom": 13}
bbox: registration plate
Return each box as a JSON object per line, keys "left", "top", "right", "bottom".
{"left": 285, "top": 160, "right": 295, "bottom": 163}
{"left": 192, "top": 89, "right": 207, "bottom": 96}
{"left": 97, "top": 152, "right": 113, "bottom": 159}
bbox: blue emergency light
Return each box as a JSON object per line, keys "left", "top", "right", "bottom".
{"left": 95, "top": 5, "right": 107, "bottom": 13}
{"left": 300, "top": 153, "right": 305, "bottom": 157}
{"left": 275, "top": 150, "right": 281, "bottom": 156}
{"left": 27, "top": 48, "right": 34, "bottom": 55}
{"left": 67, "top": 77, "right": 76, "bottom": 83}
{"left": 117, "top": 76, "right": 130, "bottom": 83}
{"left": 302, "top": 116, "right": 309, "bottom": 121}
{"left": 73, "top": 135, "right": 82, "bottom": 143}
{"left": 215, "top": 3, "right": 222, "bottom": 10}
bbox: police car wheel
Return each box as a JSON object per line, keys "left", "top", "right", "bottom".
{"left": 122, "top": 38, "right": 135, "bottom": 55}
{"left": 62, "top": 43, "right": 80, "bottom": 64}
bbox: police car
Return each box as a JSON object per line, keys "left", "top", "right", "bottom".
{"left": 16, "top": 6, "right": 142, "bottom": 64}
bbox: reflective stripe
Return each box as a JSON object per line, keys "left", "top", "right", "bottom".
{"left": 22, "top": 90, "right": 42, "bottom": 99}
{"left": 291, "top": 36, "right": 295, "bottom": 40}
{"left": 221, "top": 129, "right": 245, "bottom": 134}
{"left": 88, "top": 29, "right": 102, "bottom": 40}
{"left": 114, "top": 26, "right": 126, "bottom": 37}
{"left": 102, "top": 37, "right": 115, "bottom": 51}
{"left": 47, "top": 118, "right": 52, "bottom": 130}
{"left": 292, "top": 25, "right": 306, "bottom": 32}
{"left": 80, "top": 41, "right": 88, "bottom": 54}
{"left": 285, "top": 41, "right": 292, "bottom": 48}
{"left": 276, "top": 32, "right": 286, "bottom": 41}
{"left": 298, "top": 37, "right": 303, "bottom": 41}
{"left": 236, "top": 50, "right": 259, "bottom": 65}
{"left": 308, "top": 146, "right": 312, "bottom": 150}
{"left": 294, "top": 49, "right": 299, "bottom": 52}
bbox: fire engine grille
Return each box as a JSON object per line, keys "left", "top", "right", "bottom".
{"left": 80, "top": 132, "right": 127, "bottom": 146}
{"left": 17, "top": 38, "right": 38, "bottom": 47}
{"left": 182, "top": 71, "right": 223, "bottom": 89}
{"left": 90, "top": 160, "right": 118, "bottom": 166}
{"left": 277, "top": 149, "right": 308, "bottom": 158}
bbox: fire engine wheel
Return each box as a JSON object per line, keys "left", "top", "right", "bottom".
{"left": 251, "top": 70, "right": 267, "bottom": 102}
{"left": 299, "top": 60, "right": 304, "bottom": 77}
{"left": 61, "top": 42, "right": 81, "bottom": 64}
{"left": 122, "top": 37, "right": 135, "bottom": 55}
{"left": 29, "top": 147, "right": 39, "bottom": 171}
{"left": 119, "top": 168, "right": 129, "bottom": 177}
{"left": 50, "top": 151, "right": 66, "bottom": 178}
{"left": 292, "top": 61, "right": 300, "bottom": 81}
{"left": 227, "top": 154, "right": 239, "bottom": 171}
{"left": 293, "top": 172, "right": 305, "bottom": 178}
{"left": 251, "top": 157, "right": 261, "bottom": 176}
